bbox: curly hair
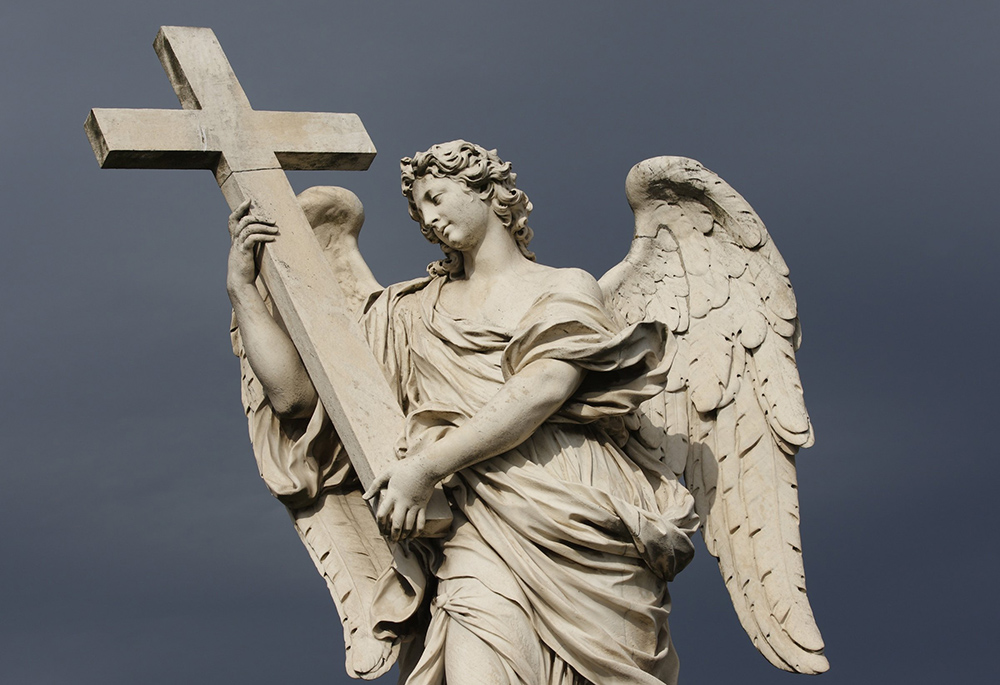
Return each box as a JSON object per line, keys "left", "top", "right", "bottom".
{"left": 401, "top": 140, "right": 534, "bottom": 277}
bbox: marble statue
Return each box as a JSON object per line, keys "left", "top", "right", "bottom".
{"left": 86, "top": 26, "right": 826, "bottom": 685}
{"left": 228, "top": 141, "right": 828, "bottom": 684}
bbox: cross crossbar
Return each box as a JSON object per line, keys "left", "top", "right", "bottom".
{"left": 86, "top": 109, "right": 376, "bottom": 170}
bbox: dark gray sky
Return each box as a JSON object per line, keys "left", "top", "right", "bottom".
{"left": 2, "top": 1, "right": 997, "bottom": 683}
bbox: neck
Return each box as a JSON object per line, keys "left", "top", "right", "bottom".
{"left": 461, "top": 218, "right": 526, "bottom": 281}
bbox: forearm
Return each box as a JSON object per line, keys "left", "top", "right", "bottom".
{"left": 229, "top": 282, "right": 317, "bottom": 418}
{"left": 420, "top": 359, "right": 585, "bottom": 481}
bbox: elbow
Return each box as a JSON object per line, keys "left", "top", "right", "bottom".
{"left": 270, "top": 389, "right": 318, "bottom": 420}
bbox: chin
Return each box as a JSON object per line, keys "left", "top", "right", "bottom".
{"left": 442, "top": 234, "right": 470, "bottom": 250}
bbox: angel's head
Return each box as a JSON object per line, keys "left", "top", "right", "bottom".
{"left": 401, "top": 140, "right": 534, "bottom": 277}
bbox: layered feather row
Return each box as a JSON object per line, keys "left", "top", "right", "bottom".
{"left": 294, "top": 489, "right": 398, "bottom": 679}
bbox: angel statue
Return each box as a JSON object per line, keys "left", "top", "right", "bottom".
{"left": 226, "top": 140, "right": 827, "bottom": 684}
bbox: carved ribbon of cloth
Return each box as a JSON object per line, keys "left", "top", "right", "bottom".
{"left": 357, "top": 277, "right": 698, "bottom": 685}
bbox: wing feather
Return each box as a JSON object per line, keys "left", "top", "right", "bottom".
{"left": 601, "top": 156, "right": 827, "bottom": 673}
{"left": 661, "top": 390, "right": 690, "bottom": 477}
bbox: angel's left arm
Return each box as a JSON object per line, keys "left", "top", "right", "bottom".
{"left": 364, "top": 358, "right": 585, "bottom": 540}
{"left": 419, "top": 271, "right": 606, "bottom": 472}
{"left": 429, "top": 358, "right": 585, "bottom": 477}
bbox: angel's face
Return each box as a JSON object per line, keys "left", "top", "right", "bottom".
{"left": 411, "top": 175, "right": 491, "bottom": 251}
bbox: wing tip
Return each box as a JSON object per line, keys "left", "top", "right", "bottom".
{"left": 764, "top": 645, "right": 829, "bottom": 675}
{"left": 792, "top": 652, "right": 830, "bottom": 675}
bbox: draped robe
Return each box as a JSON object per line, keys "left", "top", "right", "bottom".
{"left": 234, "top": 275, "right": 698, "bottom": 684}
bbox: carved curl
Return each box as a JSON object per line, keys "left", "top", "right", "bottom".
{"left": 401, "top": 140, "right": 535, "bottom": 277}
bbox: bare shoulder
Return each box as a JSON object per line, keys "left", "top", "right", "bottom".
{"left": 536, "top": 266, "right": 604, "bottom": 300}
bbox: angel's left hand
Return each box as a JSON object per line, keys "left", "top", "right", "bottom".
{"left": 363, "top": 456, "right": 437, "bottom": 541}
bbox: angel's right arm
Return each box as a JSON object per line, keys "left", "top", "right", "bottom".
{"left": 227, "top": 200, "right": 318, "bottom": 419}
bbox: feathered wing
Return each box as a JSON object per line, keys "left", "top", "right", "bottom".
{"left": 231, "top": 186, "right": 396, "bottom": 680}
{"left": 599, "top": 157, "right": 828, "bottom": 674}
{"left": 292, "top": 489, "right": 397, "bottom": 679}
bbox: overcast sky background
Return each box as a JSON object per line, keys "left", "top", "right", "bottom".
{"left": 1, "top": 1, "right": 998, "bottom": 683}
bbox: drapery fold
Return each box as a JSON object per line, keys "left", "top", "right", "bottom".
{"left": 236, "top": 275, "right": 697, "bottom": 684}
{"left": 364, "top": 277, "right": 696, "bottom": 684}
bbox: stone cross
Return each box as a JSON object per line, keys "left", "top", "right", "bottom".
{"left": 85, "top": 26, "right": 449, "bottom": 532}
